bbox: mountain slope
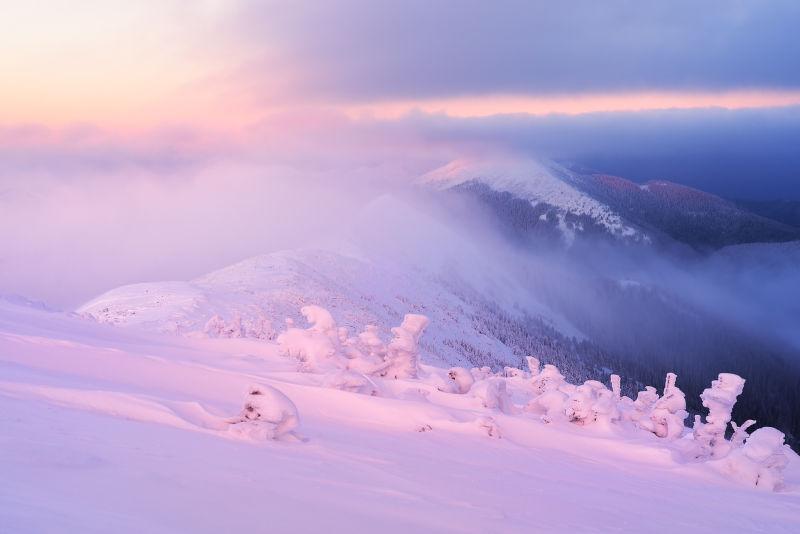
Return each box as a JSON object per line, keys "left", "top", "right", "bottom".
{"left": 420, "top": 157, "right": 649, "bottom": 245}
{"left": 78, "top": 248, "right": 602, "bottom": 381}
{"left": 420, "top": 155, "right": 800, "bottom": 250}
{"left": 3, "top": 298, "right": 800, "bottom": 533}
{"left": 577, "top": 174, "right": 800, "bottom": 249}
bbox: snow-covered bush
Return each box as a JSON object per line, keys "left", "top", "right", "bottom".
{"left": 222, "top": 311, "right": 244, "bottom": 338}
{"left": 276, "top": 306, "right": 432, "bottom": 381}
{"left": 525, "top": 364, "right": 571, "bottom": 422}
{"left": 633, "top": 386, "right": 660, "bottom": 421}
{"left": 341, "top": 325, "right": 387, "bottom": 374}
{"left": 530, "top": 364, "right": 567, "bottom": 396}
{"left": 692, "top": 373, "right": 746, "bottom": 459}
{"left": 245, "top": 313, "right": 274, "bottom": 340}
{"left": 731, "top": 419, "right": 757, "bottom": 448}
{"left": 378, "top": 314, "right": 429, "bottom": 379}
{"left": 227, "top": 384, "right": 300, "bottom": 440}
{"left": 628, "top": 373, "right": 689, "bottom": 439}
{"left": 277, "top": 306, "right": 344, "bottom": 372}
{"left": 721, "top": 427, "right": 789, "bottom": 491}
{"left": 203, "top": 312, "right": 274, "bottom": 340}
{"left": 565, "top": 382, "right": 596, "bottom": 424}
{"left": 444, "top": 367, "right": 475, "bottom": 394}
{"left": 473, "top": 378, "right": 516, "bottom": 414}
{"left": 203, "top": 314, "right": 226, "bottom": 337}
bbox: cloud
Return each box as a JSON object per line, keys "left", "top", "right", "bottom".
{"left": 391, "top": 105, "right": 800, "bottom": 200}
{"left": 234, "top": 0, "right": 800, "bottom": 102}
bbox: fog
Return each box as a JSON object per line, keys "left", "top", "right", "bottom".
{"left": 0, "top": 164, "right": 379, "bottom": 308}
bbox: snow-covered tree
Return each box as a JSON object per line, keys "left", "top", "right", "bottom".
{"left": 473, "top": 378, "right": 516, "bottom": 414}
{"left": 227, "top": 384, "right": 300, "bottom": 440}
{"left": 276, "top": 305, "right": 344, "bottom": 372}
{"left": 246, "top": 313, "right": 274, "bottom": 340}
{"left": 444, "top": 367, "right": 475, "bottom": 394}
{"left": 526, "top": 364, "right": 570, "bottom": 422}
{"left": 722, "top": 427, "right": 789, "bottom": 491}
{"left": 379, "top": 314, "right": 429, "bottom": 379}
{"left": 645, "top": 373, "right": 688, "bottom": 439}
{"left": 222, "top": 311, "right": 245, "bottom": 338}
{"left": 693, "top": 373, "right": 746, "bottom": 459}
{"left": 203, "top": 314, "right": 226, "bottom": 338}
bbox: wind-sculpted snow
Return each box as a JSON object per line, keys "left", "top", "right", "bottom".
{"left": 2, "top": 298, "right": 799, "bottom": 532}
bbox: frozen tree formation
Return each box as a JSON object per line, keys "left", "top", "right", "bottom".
{"left": 276, "top": 307, "right": 429, "bottom": 382}
{"left": 526, "top": 364, "right": 570, "bottom": 422}
{"left": 472, "top": 378, "right": 516, "bottom": 414}
{"left": 203, "top": 312, "right": 274, "bottom": 340}
{"left": 443, "top": 367, "right": 475, "bottom": 394}
{"left": 227, "top": 384, "right": 300, "bottom": 441}
{"left": 626, "top": 373, "right": 688, "bottom": 439}
{"left": 692, "top": 373, "right": 746, "bottom": 459}
{"left": 277, "top": 305, "right": 344, "bottom": 372}
{"left": 720, "top": 427, "right": 790, "bottom": 491}
{"left": 379, "top": 314, "right": 430, "bottom": 379}
{"left": 268, "top": 305, "right": 789, "bottom": 490}
{"left": 203, "top": 314, "right": 226, "bottom": 337}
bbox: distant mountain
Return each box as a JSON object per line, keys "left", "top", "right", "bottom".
{"left": 419, "top": 156, "right": 800, "bottom": 251}
{"left": 735, "top": 199, "right": 800, "bottom": 229}
{"left": 419, "top": 157, "right": 650, "bottom": 246}
{"left": 579, "top": 175, "right": 800, "bottom": 250}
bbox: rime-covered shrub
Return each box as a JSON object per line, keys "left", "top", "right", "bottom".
{"left": 639, "top": 373, "right": 688, "bottom": 439}
{"left": 526, "top": 364, "right": 571, "bottom": 422}
{"left": 379, "top": 314, "right": 429, "bottom": 379}
{"left": 530, "top": 364, "right": 567, "bottom": 396}
{"left": 473, "top": 378, "right": 516, "bottom": 414}
{"left": 276, "top": 306, "right": 431, "bottom": 380}
{"left": 442, "top": 367, "right": 475, "bottom": 394}
{"left": 204, "top": 312, "right": 274, "bottom": 340}
{"left": 731, "top": 419, "right": 757, "bottom": 448}
{"left": 721, "top": 427, "right": 789, "bottom": 491}
{"left": 222, "top": 311, "right": 245, "bottom": 338}
{"left": 227, "top": 384, "right": 300, "bottom": 440}
{"left": 203, "top": 314, "right": 226, "bottom": 337}
{"left": 693, "top": 373, "right": 746, "bottom": 459}
{"left": 277, "top": 305, "right": 344, "bottom": 372}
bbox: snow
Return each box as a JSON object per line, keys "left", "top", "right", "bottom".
{"left": 2, "top": 299, "right": 800, "bottom": 533}
{"left": 419, "top": 156, "right": 646, "bottom": 242}
{"left": 75, "top": 247, "right": 585, "bottom": 372}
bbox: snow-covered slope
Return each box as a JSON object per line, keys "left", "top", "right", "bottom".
{"left": 420, "top": 156, "right": 800, "bottom": 250}
{"left": 2, "top": 298, "right": 800, "bottom": 533}
{"left": 77, "top": 248, "right": 591, "bottom": 376}
{"left": 420, "top": 157, "right": 649, "bottom": 244}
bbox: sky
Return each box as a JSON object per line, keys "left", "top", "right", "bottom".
{"left": 2, "top": 0, "right": 800, "bottom": 306}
